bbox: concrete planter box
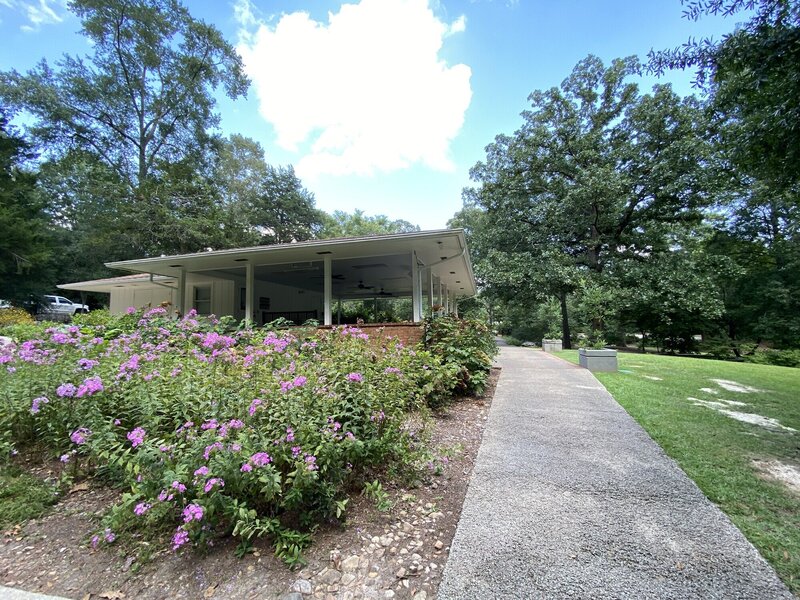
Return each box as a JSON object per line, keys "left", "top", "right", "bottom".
{"left": 542, "top": 339, "right": 562, "bottom": 352}
{"left": 578, "top": 348, "right": 618, "bottom": 372}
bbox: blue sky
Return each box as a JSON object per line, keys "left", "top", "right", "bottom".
{"left": 0, "top": 0, "right": 739, "bottom": 230}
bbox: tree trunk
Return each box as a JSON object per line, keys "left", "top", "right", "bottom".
{"left": 559, "top": 291, "right": 572, "bottom": 349}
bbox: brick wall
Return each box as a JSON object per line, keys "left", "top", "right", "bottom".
{"left": 316, "top": 322, "right": 424, "bottom": 347}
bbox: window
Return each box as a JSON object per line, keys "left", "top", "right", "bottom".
{"left": 193, "top": 285, "right": 212, "bottom": 315}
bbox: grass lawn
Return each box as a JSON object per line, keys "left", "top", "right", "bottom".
{"left": 0, "top": 466, "right": 58, "bottom": 528}
{"left": 554, "top": 349, "right": 800, "bottom": 594}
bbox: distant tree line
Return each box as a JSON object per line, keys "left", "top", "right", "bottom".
{"left": 0, "top": 0, "right": 417, "bottom": 307}
{"left": 453, "top": 0, "right": 800, "bottom": 355}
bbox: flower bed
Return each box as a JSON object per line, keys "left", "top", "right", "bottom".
{"left": 0, "top": 309, "right": 457, "bottom": 564}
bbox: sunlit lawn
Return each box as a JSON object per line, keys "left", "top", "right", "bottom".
{"left": 554, "top": 349, "right": 800, "bottom": 594}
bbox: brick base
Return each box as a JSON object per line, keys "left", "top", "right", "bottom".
{"left": 317, "top": 322, "right": 424, "bottom": 347}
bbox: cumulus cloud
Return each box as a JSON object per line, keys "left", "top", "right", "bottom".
{"left": 235, "top": 0, "right": 472, "bottom": 179}
{"left": 0, "top": 0, "right": 67, "bottom": 32}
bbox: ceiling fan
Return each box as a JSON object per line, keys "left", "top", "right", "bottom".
{"left": 357, "top": 280, "right": 374, "bottom": 290}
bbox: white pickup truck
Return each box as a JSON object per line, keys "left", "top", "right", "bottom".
{"left": 39, "top": 295, "right": 89, "bottom": 320}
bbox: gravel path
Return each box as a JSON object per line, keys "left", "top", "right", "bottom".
{"left": 438, "top": 346, "right": 793, "bottom": 599}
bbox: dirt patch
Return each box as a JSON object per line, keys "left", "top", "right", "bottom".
{"left": 688, "top": 398, "right": 796, "bottom": 432}
{"left": 752, "top": 459, "right": 800, "bottom": 496}
{"left": 710, "top": 379, "right": 763, "bottom": 394}
{"left": 0, "top": 368, "right": 500, "bottom": 600}
{"left": 698, "top": 387, "right": 719, "bottom": 395}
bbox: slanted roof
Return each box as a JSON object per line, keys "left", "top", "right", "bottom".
{"left": 60, "top": 230, "right": 477, "bottom": 298}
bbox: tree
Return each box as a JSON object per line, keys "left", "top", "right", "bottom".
{"left": 462, "top": 56, "right": 714, "bottom": 347}
{"left": 0, "top": 0, "right": 249, "bottom": 192}
{"left": 318, "top": 210, "right": 420, "bottom": 239}
{"left": 648, "top": 0, "right": 800, "bottom": 193}
{"left": 214, "top": 134, "right": 323, "bottom": 245}
{"left": 0, "top": 112, "right": 56, "bottom": 303}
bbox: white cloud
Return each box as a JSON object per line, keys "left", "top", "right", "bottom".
{"left": 2, "top": 0, "right": 67, "bottom": 32}
{"left": 235, "top": 0, "right": 472, "bottom": 179}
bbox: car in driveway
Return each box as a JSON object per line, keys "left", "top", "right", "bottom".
{"left": 39, "top": 295, "right": 89, "bottom": 321}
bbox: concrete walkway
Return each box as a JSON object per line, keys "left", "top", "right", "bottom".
{"left": 438, "top": 346, "right": 793, "bottom": 599}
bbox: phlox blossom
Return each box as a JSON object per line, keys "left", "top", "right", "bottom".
{"left": 250, "top": 452, "right": 271, "bottom": 467}
{"left": 346, "top": 372, "right": 363, "bottom": 382}
{"left": 30, "top": 396, "right": 49, "bottom": 414}
{"left": 134, "top": 502, "right": 151, "bottom": 516}
{"left": 70, "top": 427, "right": 91, "bottom": 445}
{"left": 203, "top": 478, "right": 224, "bottom": 493}
{"left": 172, "top": 528, "right": 189, "bottom": 551}
{"left": 182, "top": 503, "right": 204, "bottom": 523}
{"left": 127, "top": 427, "right": 146, "bottom": 448}
{"left": 56, "top": 383, "right": 77, "bottom": 397}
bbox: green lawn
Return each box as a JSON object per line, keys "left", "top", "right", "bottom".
{"left": 554, "top": 349, "right": 800, "bottom": 594}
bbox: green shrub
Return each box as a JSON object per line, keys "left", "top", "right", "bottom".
{"left": 0, "top": 467, "right": 58, "bottom": 526}
{"left": 0, "top": 307, "right": 34, "bottom": 328}
{"left": 504, "top": 336, "right": 523, "bottom": 346}
{"left": 423, "top": 316, "right": 497, "bottom": 397}
{"left": 0, "top": 309, "right": 456, "bottom": 563}
{"left": 745, "top": 348, "right": 800, "bottom": 368}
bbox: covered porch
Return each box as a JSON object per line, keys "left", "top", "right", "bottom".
{"left": 59, "top": 229, "right": 476, "bottom": 326}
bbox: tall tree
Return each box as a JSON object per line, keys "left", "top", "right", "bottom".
{"left": 214, "top": 134, "right": 323, "bottom": 245}
{"left": 462, "top": 56, "right": 714, "bottom": 347}
{"left": 319, "top": 209, "right": 420, "bottom": 239}
{"left": 0, "top": 0, "right": 250, "bottom": 192}
{"left": 0, "top": 112, "right": 55, "bottom": 303}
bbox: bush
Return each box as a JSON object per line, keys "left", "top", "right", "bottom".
{"left": 745, "top": 348, "right": 800, "bottom": 368}
{"left": 423, "top": 316, "right": 497, "bottom": 398}
{"left": 0, "top": 307, "right": 456, "bottom": 563}
{"left": 0, "top": 307, "right": 34, "bottom": 328}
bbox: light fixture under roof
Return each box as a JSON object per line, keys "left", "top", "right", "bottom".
{"left": 449, "top": 271, "right": 456, "bottom": 274}
{"left": 316, "top": 251, "right": 333, "bottom": 255}
{"left": 234, "top": 258, "right": 248, "bottom": 262}
{"left": 169, "top": 264, "right": 183, "bottom": 268}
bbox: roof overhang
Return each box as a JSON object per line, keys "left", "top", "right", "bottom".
{"left": 70, "top": 229, "right": 476, "bottom": 297}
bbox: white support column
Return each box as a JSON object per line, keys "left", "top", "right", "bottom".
{"left": 323, "top": 255, "right": 332, "bottom": 326}
{"left": 437, "top": 277, "right": 443, "bottom": 307}
{"left": 175, "top": 268, "right": 186, "bottom": 318}
{"left": 442, "top": 284, "right": 448, "bottom": 314}
{"left": 452, "top": 291, "right": 459, "bottom": 317}
{"left": 427, "top": 269, "right": 434, "bottom": 311}
{"left": 411, "top": 252, "right": 422, "bottom": 322}
{"left": 245, "top": 262, "right": 254, "bottom": 327}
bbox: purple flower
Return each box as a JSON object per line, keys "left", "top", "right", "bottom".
{"left": 240, "top": 463, "right": 252, "bottom": 473}
{"left": 291, "top": 446, "right": 301, "bottom": 458}
{"left": 103, "top": 528, "right": 116, "bottom": 543}
{"left": 127, "top": 427, "right": 146, "bottom": 448}
{"left": 194, "top": 466, "right": 209, "bottom": 477}
{"left": 134, "top": 502, "right": 151, "bottom": 516}
{"left": 60, "top": 453, "right": 72, "bottom": 463}
{"left": 171, "top": 481, "right": 186, "bottom": 493}
{"left": 304, "top": 454, "right": 318, "bottom": 471}
{"left": 285, "top": 427, "right": 295, "bottom": 442}
{"left": 56, "top": 383, "right": 77, "bottom": 398}
{"left": 346, "top": 372, "right": 363, "bottom": 382}
{"left": 30, "top": 396, "right": 49, "bottom": 414}
{"left": 172, "top": 528, "right": 189, "bottom": 551}
{"left": 78, "top": 358, "right": 99, "bottom": 370}
{"left": 228, "top": 419, "right": 244, "bottom": 430}
{"left": 157, "top": 490, "right": 174, "bottom": 502}
{"left": 203, "top": 478, "right": 224, "bottom": 493}
{"left": 91, "top": 534, "right": 100, "bottom": 549}
{"left": 182, "top": 503, "right": 204, "bottom": 523}
{"left": 203, "top": 442, "right": 223, "bottom": 460}
{"left": 248, "top": 398, "right": 262, "bottom": 416}
{"left": 113, "top": 419, "right": 121, "bottom": 426}
{"left": 293, "top": 375, "right": 307, "bottom": 387}
{"left": 76, "top": 375, "right": 104, "bottom": 397}
{"left": 384, "top": 367, "right": 402, "bottom": 375}
{"left": 250, "top": 452, "right": 272, "bottom": 467}
{"left": 70, "top": 427, "right": 92, "bottom": 445}
{"left": 125, "top": 306, "right": 137, "bottom": 315}
{"left": 201, "top": 419, "right": 218, "bottom": 430}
